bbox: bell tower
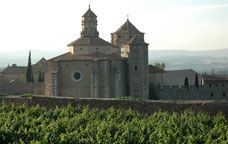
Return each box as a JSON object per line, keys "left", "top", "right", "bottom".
{"left": 81, "top": 5, "right": 99, "bottom": 37}
{"left": 111, "top": 19, "right": 149, "bottom": 99}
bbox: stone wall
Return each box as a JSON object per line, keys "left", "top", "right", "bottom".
{"left": 0, "top": 83, "right": 44, "bottom": 95}
{"left": 151, "top": 85, "right": 228, "bottom": 100}
{"left": 1, "top": 96, "right": 228, "bottom": 117}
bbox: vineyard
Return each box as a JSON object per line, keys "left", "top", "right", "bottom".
{"left": 0, "top": 104, "right": 228, "bottom": 143}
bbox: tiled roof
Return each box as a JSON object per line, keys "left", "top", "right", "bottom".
{"left": 0, "top": 66, "right": 41, "bottom": 75}
{"left": 114, "top": 19, "right": 141, "bottom": 34}
{"left": 1, "top": 66, "right": 27, "bottom": 75}
{"left": 0, "top": 58, "right": 48, "bottom": 75}
{"left": 49, "top": 52, "right": 125, "bottom": 61}
{"left": 67, "top": 36, "right": 117, "bottom": 47}
{"left": 166, "top": 69, "right": 199, "bottom": 78}
{"left": 203, "top": 75, "right": 228, "bottom": 82}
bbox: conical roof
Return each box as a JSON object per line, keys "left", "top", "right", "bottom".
{"left": 114, "top": 19, "right": 141, "bottom": 34}
{"left": 82, "top": 6, "right": 97, "bottom": 17}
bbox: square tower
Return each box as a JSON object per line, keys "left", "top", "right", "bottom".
{"left": 111, "top": 19, "right": 149, "bottom": 99}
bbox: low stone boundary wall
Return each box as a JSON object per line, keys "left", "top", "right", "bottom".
{"left": 1, "top": 96, "right": 228, "bottom": 117}
{"left": 0, "top": 83, "right": 44, "bottom": 95}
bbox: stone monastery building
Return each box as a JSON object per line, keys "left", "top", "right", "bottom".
{"left": 45, "top": 6, "right": 149, "bottom": 99}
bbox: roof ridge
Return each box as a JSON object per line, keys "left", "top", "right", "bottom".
{"left": 114, "top": 19, "right": 141, "bottom": 34}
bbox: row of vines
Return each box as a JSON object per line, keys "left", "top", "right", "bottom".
{"left": 0, "top": 104, "right": 228, "bottom": 143}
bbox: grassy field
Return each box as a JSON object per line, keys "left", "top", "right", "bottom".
{"left": 0, "top": 104, "right": 228, "bottom": 143}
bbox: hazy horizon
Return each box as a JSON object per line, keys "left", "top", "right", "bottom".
{"left": 1, "top": 49, "right": 228, "bottom": 75}
{"left": 0, "top": 0, "right": 228, "bottom": 53}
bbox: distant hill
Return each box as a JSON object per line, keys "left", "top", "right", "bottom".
{"left": 0, "top": 50, "right": 65, "bottom": 68}
{"left": 149, "top": 49, "right": 228, "bottom": 74}
{"left": 0, "top": 49, "right": 228, "bottom": 74}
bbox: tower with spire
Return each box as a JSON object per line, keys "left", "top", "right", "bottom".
{"left": 45, "top": 6, "right": 148, "bottom": 99}
{"left": 67, "top": 6, "right": 120, "bottom": 55}
{"left": 112, "top": 19, "right": 149, "bottom": 99}
{"left": 80, "top": 5, "right": 99, "bottom": 37}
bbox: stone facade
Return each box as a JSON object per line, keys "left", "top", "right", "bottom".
{"left": 149, "top": 68, "right": 228, "bottom": 100}
{"left": 151, "top": 85, "right": 228, "bottom": 100}
{"left": 0, "top": 58, "right": 47, "bottom": 84}
{"left": 45, "top": 7, "right": 149, "bottom": 98}
{"left": 111, "top": 20, "right": 149, "bottom": 99}
{"left": 0, "top": 82, "right": 44, "bottom": 95}
{"left": 0, "top": 58, "right": 47, "bottom": 96}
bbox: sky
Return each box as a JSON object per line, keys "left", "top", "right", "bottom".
{"left": 0, "top": 0, "right": 228, "bottom": 53}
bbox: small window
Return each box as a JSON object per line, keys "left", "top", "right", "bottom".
{"left": 135, "top": 65, "right": 138, "bottom": 71}
{"left": 118, "top": 35, "right": 121, "bottom": 38}
{"left": 209, "top": 83, "right": 212, "bottom": 87}
{"left": 223, "top": 92, "right": 226, "bottom": 97}
{"left": 129, "top": 35, "right": 132, "bottom": 38}
{"left": 215, "top": 84, "right": 218, "bottom": 87}
{"left": 211, "top": 93, "right": 214, "bottom": 98}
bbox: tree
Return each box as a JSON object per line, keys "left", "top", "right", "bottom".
{"left": 184, "top": 77, "right": 189, "bottom": 90}
{"left": 154, "top": 62, "right": 165, "bottom": 70}
{"left": 26, "top": 51, "right": 34, "bottom": 82}
{"left": 194, "top": 73, "right": 199, "bottom": 89}
{"left": 201, "top": 72, "right": 207, "bottom": 75}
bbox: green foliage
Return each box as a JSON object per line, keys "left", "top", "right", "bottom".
{"left": 26, "top": 51, "right": 34, "bottom": 82}
{"left": 154, "top": 62, "right": 165, "bottom": 70}
{"left": 21, "top": 93, "right": 33, "bottom": 97}
{"left": 116, "top": 96, "right": 141, "bottom": 100}
{"left": 0, "top": 104, "right": 227, "bottom": 143}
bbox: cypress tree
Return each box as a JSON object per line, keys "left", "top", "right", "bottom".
{"left": 184, "top": 77, "right": 189, "bottom": 90}
{"left": 26, "top": 51, "right": 34, "bottom": 82}
{"left": 195, "top": 73, "right": 199, "bottom": 89}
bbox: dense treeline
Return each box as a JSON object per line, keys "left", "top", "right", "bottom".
{"left": 0, "top": 104, "right": 228, "bottom": 143}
